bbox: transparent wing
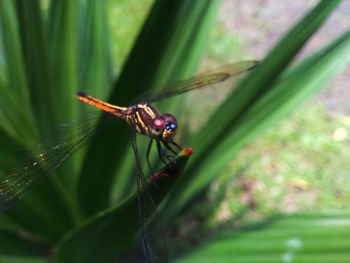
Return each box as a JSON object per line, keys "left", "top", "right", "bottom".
{"left": 0, "top": 111, "right": 120, "bottom": 212}
{"left": 143, "top": 61, "right": 258, "bottom": 103}
{"left": 129, "top": 121, "right": 168, "bottom": 263}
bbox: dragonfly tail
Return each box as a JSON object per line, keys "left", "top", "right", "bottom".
{"left": 76, "top": 91, "right": 126, "bottom": 118}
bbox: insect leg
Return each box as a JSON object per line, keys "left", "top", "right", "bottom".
{"left": 162, "top": 141, "right": 177, "bottom": 155}
{"left": 128, "top": 123, "right": 168, "bottom": 262}
{"left": 146, "top": 139, "right": 155, "bottom": 176}
{"left": 156, "top": 140, "right": 171, "bottom": 165}
{"left": 171, "top": 141, "right": 182, "bottom": 151}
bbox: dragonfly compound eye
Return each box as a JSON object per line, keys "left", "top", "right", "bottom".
{"left": 161, "top": 114, "right": 177, "bottom": 131}
{"left": 151, "top": 117, "right": 166, "bottom": 131}
{"left": 165, "top": 121, "right": 177, "bottom": 131}
{"left": 160, "top": 114, "right": 177, "bottom": 142}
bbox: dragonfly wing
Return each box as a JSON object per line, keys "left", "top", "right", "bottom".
{"left": 129, "top": 122, "right": 168, "bottom": 263}
{"left": 144, "top": 61, "right": 258, "bottom": 103}
{"left": 0, "top": 111, "right": 120, "bottom": 212}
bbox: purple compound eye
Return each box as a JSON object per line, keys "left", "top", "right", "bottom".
{"left": 162, "top": 114, "right": 177, "bottom": 125}
{"left": 152, "top": 117, "right": 166, "bottom": 130}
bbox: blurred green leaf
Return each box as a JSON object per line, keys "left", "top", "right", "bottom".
{"left": 161, "top": 0, "right": 346, "bottom": 222}
{"left": 48, "top": 0, "right": 78, "bottom": 123}
{"left": 1, "top": 0, "right": 84, "bottom": 242}
{"left": 77, "top": 0, "right": 221, "bottom": 216}
{"left": 174, "top": 213, "right": 350, "bottom": 263}
{"left": 55, "top": 148, "right": 193, "bottom": 263}
{"left": 0, "top": 0, "right": 348, "bottom": 262}
{"left": 0, "top": 229, "right": 46, "bottom": 260}
{"left": 0, "top": 256, "right": 48, "bottom": 263}
{"left": 0, "top": 124, "right": 78, "bottom": 242}
{"left": 15, "top": 0, "right": 55, "bottom": 135}
{"left": 77, "top": 0, "right": 113, "bottom": 98}
{"left": 0, "top": 128, "right": 26, "bottom": 172}
{"left": 0, "top": 0, "right": 37, "bottom": 142}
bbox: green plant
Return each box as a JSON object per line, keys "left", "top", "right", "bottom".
{"left": 0, "top": 0, "right": 349, "bottom": 262}
{"left": 174, "top": 212, "right": 350, "bottom": 263}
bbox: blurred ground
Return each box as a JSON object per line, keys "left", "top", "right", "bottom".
{"left": 200, "top": 0, "right": 350, "bottom": 217}
{"left": 217, "top": 0, "right": 350, "bottom": 114}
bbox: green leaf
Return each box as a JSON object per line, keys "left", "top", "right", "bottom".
{"left": 0, "top": 256, "right": 48, "bottom": 263}
{"left": 0, "top": 229, "right": 46, "bottom": 259}
{"left": 0, "top": 128, "right": 26, "bottom": 173}
{"left": 44, "top": 0, "right": 82, "bottom": 205}
{"left": 0, "top": 0, "right": 37, "bottom": 142}
{"left": 77, "top": 0, "right": 220, "bottom": 216}
{"left": 48, "top": 0, "right": 79, "bottom": 123}
{"left": 15, "top": 0, "right": 56, "bottom": 136}
{"left": 0, "top": 126, "right": 78, "bottom": 242}
{"left": 77, "top": 0, "right": 113, "bottom": 98}
{"left": 161, "top": 0, "right": 346, "bottom": 222}
{"left": 0, "top": 1, "right": 28, "bottom": 102}
{"left": 190, "top": 0, "right": 342, "bottom": 157}
{"left": 0, "top": 0, "right": 347, "bottom": 262}
{"left": 174, "top": 213, "right": 350, "bottom": 263}
{"left": 0, "top": 1, "right": 90, "bottom": 241}
{"left": 55, "top": 149, "right": 193, "bottom": 263}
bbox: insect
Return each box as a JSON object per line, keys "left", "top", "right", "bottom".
{"left": 0, "top": 61, "right": 258, "bottom": 262}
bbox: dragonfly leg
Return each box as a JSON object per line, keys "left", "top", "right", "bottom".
{"left": 156, "top": 141, "right": 171, "bottom": 165}
{"left": 146, "top": 139, "right": 155, "bottom": 176}
{"left": 163, "top": 141, "right": 177, "bottom": 156}
{"left": 160, "top": 141, "right": 180, "bottom": 173}
{"left": 171, "top": 141, "right": 182, "bottom": 151}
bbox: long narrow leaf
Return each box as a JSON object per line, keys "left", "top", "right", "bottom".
{"left": 55, "top": 149, "right": 193, "bottom": 263}
{"left": 15, "top": 0, "right": 56, "bottom": 135}
{"left": 0, "top": 0, "right": 37, "bottom": 142}
{"left": 162, "top": 0, "right": 346, "bottom": 221}
{"left": 174, "top": 213, "right": 350, "bottom": 263}
{"left": 77, "top": 0, "right": 113, "bottom": 98}
{"left": 78, "top": 0, "right": 220, "bottom": 216}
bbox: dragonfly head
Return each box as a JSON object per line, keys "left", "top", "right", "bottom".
{"left": 150, "top": 114, "right": 177, "bottom": 142}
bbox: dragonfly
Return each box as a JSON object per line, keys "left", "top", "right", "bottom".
{"left": 0, "top": 60, "right": 258, "bottom": 262}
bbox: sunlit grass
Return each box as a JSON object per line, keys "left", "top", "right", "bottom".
{"left": 206, "top": 21, "right": 249, "bottom": 64}
{"left": 107, "top": 0, "right": 154, "bottom": 71}
{"left": 192, "top": 102, "right": 350, "bottom": 224}
{"left": 166, "top": 101, "right": 350, "bottom": 255}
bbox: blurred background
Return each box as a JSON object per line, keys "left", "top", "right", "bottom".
{"left": 108, "top": 0, "right": 350, "bottom": 261}
{"left": 108, "top": 0, "right": 350, "bottom": 242}
{"left": 0, "top": 0, "right": 349, "bottom": 262}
